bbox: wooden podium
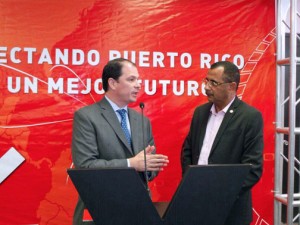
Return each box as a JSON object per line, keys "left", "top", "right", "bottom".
{"left": 67, "top": 164, "right": 250, "bottom": 225}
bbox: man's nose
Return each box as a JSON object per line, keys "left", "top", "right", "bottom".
{"left": 204, "top": 82, "right": 211, "bottom": 91}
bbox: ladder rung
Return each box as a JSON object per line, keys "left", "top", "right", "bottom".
{"left": 274, "top": 194, "right": 300, "bottom": 206}
{"left": 279, "top": 193, "right": 300, "bottom": 198}
{"left": 277, "top": 57, "right": 300, "bottom": 65}
{"left": 275, "top": 195, "right": 287, "bottom": 204}
{"left": 276, "top": 127, "right": 289, "bottom": 134}
{"left": 293, "top": 200, "right": 300, "bottom": 206}
{"left": 276, "top": 127, "right": 300, "bottom": 134}
{"left": 277, "top": 58, "right": 290, "bottom": 65}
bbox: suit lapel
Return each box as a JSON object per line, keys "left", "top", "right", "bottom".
{"left": 98, "top": 98, "right": 134, "bottom": 155}
{"left": 210, "top": 97, "right": 240, "bottom": 155}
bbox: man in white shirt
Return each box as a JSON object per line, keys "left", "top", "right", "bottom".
{"left": 181, "top": 61, "right": 263, "bottom": 225}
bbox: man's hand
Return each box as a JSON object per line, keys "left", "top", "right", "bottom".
{"left": 129, "top": 145, "right": 169, "bottom": 172}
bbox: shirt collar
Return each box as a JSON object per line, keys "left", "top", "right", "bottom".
{"left": 210, "top": 97, "right": 235, "bottom": 115}
{"left": 105, "top": 95, "right": 128, "bottom": 112}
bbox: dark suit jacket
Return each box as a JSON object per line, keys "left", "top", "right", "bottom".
{"left": 181, "top": 97, "right": 263, "bottom": 225}
{"left": 71, "top": 97, "right": 155, "bottom": 225}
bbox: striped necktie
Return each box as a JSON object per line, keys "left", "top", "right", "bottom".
{"left": 116, "top": 109, "right": 131, "bottom": 147}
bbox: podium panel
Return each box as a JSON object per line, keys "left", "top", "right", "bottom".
{"left": 163, "top": 165, "right": 250, "bottom": 225}
{"left": 68, "top": 168, "right": 161, "bottom": 225}
{"left": 67, "top": 164, "right": 251, "bottom": 225}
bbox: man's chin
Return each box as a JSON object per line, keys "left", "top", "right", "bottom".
{"left": 130, "top": 97, "right": 137, "bottom": 103}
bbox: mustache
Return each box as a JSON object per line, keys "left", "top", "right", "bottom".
{"left": 205, "top": 91, "right": 213, "bottom": 95}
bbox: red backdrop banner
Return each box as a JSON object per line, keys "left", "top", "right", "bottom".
{"left": 0, "top": 0, "right": 275, "bottom": 224}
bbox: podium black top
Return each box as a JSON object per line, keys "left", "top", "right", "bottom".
{"left": 68, "top": 164, "right": 250, "bottom": 225}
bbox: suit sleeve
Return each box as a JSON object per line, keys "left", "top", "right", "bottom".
{"left": 181, "top": 109, "right": 197, "bottom": 176}
{"left": 181, "top": 131, "right": 193, "bottom": 176}
{"left": 72, "top": 110, "right": 128, "bottom": 169}
{"left": 240, "top": 110, "right": 264, "bottom": 193}
{"left": 145, "top": 117, "right": 159, "bottom": 181}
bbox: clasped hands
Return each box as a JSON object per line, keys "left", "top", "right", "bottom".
{"left": 129, "top": 145, "right": 169, "bottom": 172}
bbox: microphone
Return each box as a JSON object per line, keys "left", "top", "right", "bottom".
{"left": 139, "top": 102, "right": 150, "bottom": 196}
{"left": 139, "top": 102, "right": 145, "bottom": 109}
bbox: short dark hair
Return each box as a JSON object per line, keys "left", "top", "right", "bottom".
{"left": 211, "top": 61, "right": 240, "bottom": 90}
{"left": 102, "top": 58, "right": 136, "bottom": 92}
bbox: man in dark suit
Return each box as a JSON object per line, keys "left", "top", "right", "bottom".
{"left": 181, "top": 61, "right": 263, "bottom": 225}
{"left": 72, "top": 58, "right": 169, "bottom": 225}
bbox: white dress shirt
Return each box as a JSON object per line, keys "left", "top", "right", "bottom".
{"left": 105, "top": 96, "right": 131, "bottom": 133}
{"left": 198, "top": 99, "right": 234, "bottom": 165}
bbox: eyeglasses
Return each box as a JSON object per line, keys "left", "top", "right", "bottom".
{"left": 202, "top": 78, "right": 231, "bottom": 87}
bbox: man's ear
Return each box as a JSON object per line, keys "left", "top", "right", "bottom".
{"left": 108, "top": 78, "right": 117, "bottom": 90}
{"left": 230, "top": 82, "right": 237, "bottom": 91}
